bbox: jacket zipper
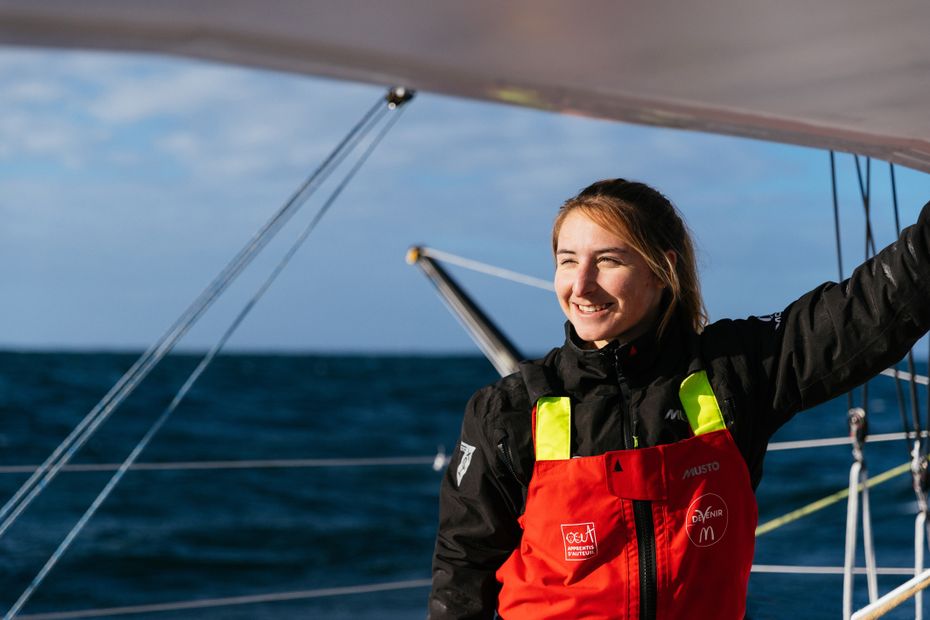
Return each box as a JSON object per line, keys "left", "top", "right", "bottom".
{"left": 497, "top": 436, "right": 527, "bottom": 489}
{"left": 497, "top": 438, "right": 519, "bottom": 480}
{"left": 497, "top": 436, "right": 528, "bottom": 515}
{"left": 633, "top": 500, "right": 657, "bottom": 620}
{"left": 616, "top": 350, "right": 658, "bottom": 620}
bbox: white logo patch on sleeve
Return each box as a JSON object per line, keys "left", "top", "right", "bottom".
{"left": 456, "top": 441, "right": 476, "bottom": 487}
{"left": 757, "top": 312, "right": 783, "bottom": 330}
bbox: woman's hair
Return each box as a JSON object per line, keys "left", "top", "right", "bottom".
{"left": 552, "top": 178, "right": 708, "bottom": 336}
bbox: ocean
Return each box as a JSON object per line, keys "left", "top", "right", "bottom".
{"left": 1, "top": 351, "right": 928, "bottom": 619}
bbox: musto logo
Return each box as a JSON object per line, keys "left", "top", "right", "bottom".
{"left": 685, "top": 493, "right": 728, "bottom": 547}
{"left": 560, "top": 522, "right": 598, "bottom": 561}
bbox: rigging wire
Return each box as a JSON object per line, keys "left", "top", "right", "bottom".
{"left": 887, "top": 161, "right": 922, "bottom": 461}
{"left": 418, "top": 247, "right": 554, "bottom": 291}
{"left": 830, "top": 152, "right": 854, "bottom": 414}
{"left": 854, "top": 155, "right": 878, "bottom": 257}
{"left": 836, "top": 154, "right": 906, "bottom": 615}
{"left": 0, "top": 455, "right": 445, "bottom": 474}
{"left": 15, "top": 579, "right": 432, "bottom": 620}
{"left": 884, "top": 160, "right": 930, "bottom": 620}
{"left": 854, "top": 156, "right": 874, "bottom": 424}
{"left": 768, "top": 429, "right": 930, "bottom": 452}
{"left": 3, "top": 91, "right": 413, "bottom": 620}
{"left": 830, "top": 152, "right": 846, "bottom": 281}
{"left": 831, "top": 153, "right": 918, "bottom": 447}
{"left": 0, "top": 95, "right": 390, "bottom": 543}
{"left": 753, "top": 565, "right": 916, "bottom": 576}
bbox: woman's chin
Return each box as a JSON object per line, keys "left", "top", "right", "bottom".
{"left": 572, "top": 324, "right": 616, "bottom": 347}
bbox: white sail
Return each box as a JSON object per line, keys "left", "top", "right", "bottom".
{"left": 0, "top": 0, "right": 928, "bottom": 170}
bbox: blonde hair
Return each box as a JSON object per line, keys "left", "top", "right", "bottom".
{"left": 552, "top": 179, "right": 707, "bottom": 337}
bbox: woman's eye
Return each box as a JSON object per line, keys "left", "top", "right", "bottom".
{"left": 598, "top": 256, "right": 622, "bottom": 265}
{"left": 558, "top": 258, "right": 577, "bottom": 266}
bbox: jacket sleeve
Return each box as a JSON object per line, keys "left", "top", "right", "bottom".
{"left": 428, "top": 386, "right": 524, "bottom": 620}
{"left": 759, "top": 200, "right": 930, "bottom": 430}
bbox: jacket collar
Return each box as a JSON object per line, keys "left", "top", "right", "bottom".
{"left": 557, "top": 312, "right": 692, "bottom": 393}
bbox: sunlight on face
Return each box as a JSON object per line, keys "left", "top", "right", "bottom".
{"left": 554, "top": 211, "right": 666, "bottom": 348}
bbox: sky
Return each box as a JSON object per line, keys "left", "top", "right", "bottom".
{"left": 1, "top": 45, "right": 929, "bottom": 356}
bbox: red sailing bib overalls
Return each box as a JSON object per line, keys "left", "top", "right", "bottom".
{"left": 496, "top": 371, "right": 758, "bottom": 620}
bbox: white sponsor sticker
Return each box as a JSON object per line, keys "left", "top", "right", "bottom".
{"left": 561, "top": 522, "right": 598, "bottom": 561}
{"left": 685, "top": 493, "right": 729, "bottom": 547}
{"left": 456, "top": 441, "right": 476, "bottom": 486}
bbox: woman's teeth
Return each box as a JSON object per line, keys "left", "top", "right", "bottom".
{"left": 577, "top": 303, "right": 609, "bottom": 314}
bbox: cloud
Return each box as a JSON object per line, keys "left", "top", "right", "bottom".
{"left": 3, "top": 45, "right": 928, "bottom": 352}
{"left": 88, "top": 63, "right": 248, "bottom": 123}
{"left": 5, "top": 78, "right": 64, "bottom": 103}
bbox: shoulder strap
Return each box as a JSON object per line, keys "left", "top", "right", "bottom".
{"left": 679, "top": 370, "right": 726, "bottom": 436}
{"left": 533, "top": 396, "right": 571, "bottom": 460}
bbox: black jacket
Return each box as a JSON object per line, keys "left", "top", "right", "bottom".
{"left": 428, "top": 202, "right": 930, "bottom": 620}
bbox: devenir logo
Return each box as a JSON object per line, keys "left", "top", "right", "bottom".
{"left": 560, "top": 522, "right": 598, "bottom": 561}
{"left": 685, "top": 493, "right": 728, "bottom": 547}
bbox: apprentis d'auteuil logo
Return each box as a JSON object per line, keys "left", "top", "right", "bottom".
{"left": 561, "top": 522, "right": 598, "bottom": 561}
{"left": 685, "top": 493, "right": 728, "bottom": 547}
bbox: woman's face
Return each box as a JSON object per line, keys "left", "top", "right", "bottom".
{"left": 554, "top": 211, "right": 666, "bottom": 349}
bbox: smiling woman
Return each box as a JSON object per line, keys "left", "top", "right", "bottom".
{"left": 429, "top": 178, "right": 930, "bottom": 619}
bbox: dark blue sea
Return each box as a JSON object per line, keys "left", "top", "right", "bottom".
{"left": 1, "top": 351, "right": 928, "bottom": 619}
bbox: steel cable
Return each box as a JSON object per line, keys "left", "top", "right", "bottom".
{"left": 0, "top": 96, "right": 389, "bottom": 543}
{"left": 3, "top": 92, "right": 412, "bottom": 620}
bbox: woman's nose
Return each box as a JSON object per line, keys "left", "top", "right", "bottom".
{"left": 572, "top": 264, "right": 597, "bottom": 296}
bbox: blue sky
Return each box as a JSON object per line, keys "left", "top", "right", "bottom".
{"left": 1, "top": 46, "right": 929, "bottom": 355}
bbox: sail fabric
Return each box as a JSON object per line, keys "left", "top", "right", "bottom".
{"left": 1, "top": 0, "right": 929, "bottom": 171}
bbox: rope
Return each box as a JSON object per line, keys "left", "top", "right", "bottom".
{"left": 0, "top": 95, "right": 388, "bottom": 543}
{"left": 844, "top": 410, "right": 878, "bottom": 618}
{"left": 3, "top": 90, "right": 413, "bottom": 620}
{"left": 756, "top": 460, "right": 910, "bottom": 536}
{"left": 918, "top": 512, "right": 927, "bottom": 619}
{"left": 15, "top": 579, "right": 432, "bottom": 620}
{"left": 419, "top": 247, "right": 554, "bottom": 291}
